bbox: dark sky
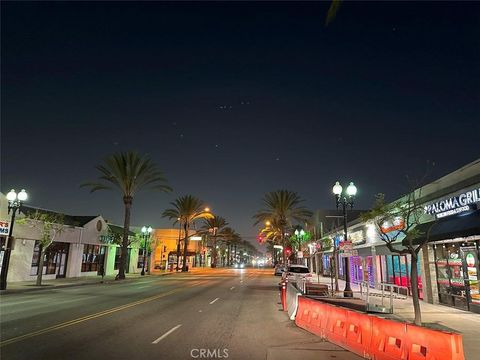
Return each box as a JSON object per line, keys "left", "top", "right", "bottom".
{"left": 2, "top": 1, "right": 479, "bottom": 244}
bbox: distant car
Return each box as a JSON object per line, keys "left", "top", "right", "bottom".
{"left": 233, "top": 262, "right": 245, "bottom": 269}
{"left": 274, "top": 264, "right": 285, "bottom": 276}
{"left": 282, "top": 264, "right": 312, "bottom": 283}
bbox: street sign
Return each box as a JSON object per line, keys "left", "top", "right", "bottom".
{"left": 0, "top": 220, "right": 10, "bottom": 236}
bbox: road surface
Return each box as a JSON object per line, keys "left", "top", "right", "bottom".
{"left": 0, "top": 268, "right": 361, "bottom": 360}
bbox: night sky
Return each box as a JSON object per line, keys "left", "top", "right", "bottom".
{"left": 1, "top": 1, "right": 479, "bottom": 244}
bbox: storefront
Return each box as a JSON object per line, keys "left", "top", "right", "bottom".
{"left": 416, "top": 189, "right": 480, "bottom": 313}
{"left": 432, "top": 240, "right": 480, "bottom": 312}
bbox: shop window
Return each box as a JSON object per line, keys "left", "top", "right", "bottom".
{"left": 434, "top": 242, "right": 480, "bottom": 312}
{"left": 30, "top": 241, "right": 69, "bottom": 277}
{"left": 81, "top": 245, "right": 104, "bottom": 272}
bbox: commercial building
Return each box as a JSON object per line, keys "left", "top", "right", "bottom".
{"left": 315, "top": 158, "right": 480, "bottom": 313}
{"left": 0, "top": 199, "right": 144, "bottom": 283}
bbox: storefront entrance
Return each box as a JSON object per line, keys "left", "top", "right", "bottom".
{"left": 434, "top": 241, "right": 480, "bottom": 313}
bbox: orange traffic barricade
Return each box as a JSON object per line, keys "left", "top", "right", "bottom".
{"left": 405, "top": 323, "right": 465, "bottom": 360}
{"left": 324, "top": 305, "right": 348, "bottom": 347}
{"left": 345, "top": 310, "right": 374, "bottom": 358}
{"left": 370, "top": 316, "right": 407, "bottom": 360}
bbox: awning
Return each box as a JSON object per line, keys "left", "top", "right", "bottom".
{"left": 403, "top": 210, "right": 480, "bottom": 246}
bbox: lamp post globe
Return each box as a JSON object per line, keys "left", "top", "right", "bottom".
{"left": 332, "top": 181, "right": 342, "bottom": 196}
{"left": 346, "top": 182, "right": 357, "bottom": 197}
{"left": 6, "top": 190, "right": 17, "bottom": 202}
{"left": 17, "top": 189, "right": 28, "bottom": 202}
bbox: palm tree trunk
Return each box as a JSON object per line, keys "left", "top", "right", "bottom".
{"left": 119, "top": 196, "right": 132, "bottom": 280}
{"left": 281, "top": 227, "right": 287, "bottom": 265}
{"left": 211, "top": 238, "right": 217, "bottom": 268}
{"left": 410, "top": 250, "right": 422, "bottom": 326}
{"left": 182, "top": 222, "right": 189, "bottom": 272}
{"left": 36, "top": 248, "right": 46, "bottom": 286}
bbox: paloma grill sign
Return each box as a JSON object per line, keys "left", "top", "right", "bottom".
{"left": 424, "top": 188, "right": 480, "bottom": 218}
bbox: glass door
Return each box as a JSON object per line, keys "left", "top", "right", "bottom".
{"left": 55, "top": 243, "right": 69, "bottom": 278}
{"left": 461, "top": 244, "right": 480, "bottom": 313}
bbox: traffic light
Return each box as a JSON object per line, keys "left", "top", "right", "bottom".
{"left": 257, "top": 235, "right": 264, "bottom": 243}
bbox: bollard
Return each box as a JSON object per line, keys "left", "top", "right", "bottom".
{"left": 282, "top": 281, "right": 287, "bottom": 311}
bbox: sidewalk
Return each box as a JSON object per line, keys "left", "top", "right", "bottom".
{"left": 0, "top": 271, "right": 174, "bottom": 295}
{"left": 310, "top": 275, "right": 480, "bottom": 360}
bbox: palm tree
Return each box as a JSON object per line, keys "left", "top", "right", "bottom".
{"left": 253, "top": 190, "right": 312, "bottom": 264}
{"left": 200, "top": 216, "right": 228, "bottom": 268}
{"left": 162, "top": 195, "right": 212, "bottom": 272}
{"left": 218, "top": 226, "right": 241, "bottom": 266}
{"left": 81, "top": 151, "right": 171, "bottom": 279}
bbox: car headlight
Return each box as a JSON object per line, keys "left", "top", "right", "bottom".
{"left": 240, "top": 263, "right": 244, "bottom": 268}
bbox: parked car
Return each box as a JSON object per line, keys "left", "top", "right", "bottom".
{"left": 281, "top": 264, "right": 312, "bottom": 283}
{"left": 274, "top": 264, "right": 286, "bottom": 276}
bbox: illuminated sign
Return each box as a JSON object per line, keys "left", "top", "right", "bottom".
{"left": 190, "top": 236, "right": 202, "bottom": 241}
{"left": 348, "top": 230, "right": 365, "bottom": 245}
{"left": 381, "top": 217, "right": 404, "bottom": 233}
{"left": 0, "top": 220, "right": 10, "bottom": 235}
{"left": 424, "top": 188, "right": 480, "bottom": 219}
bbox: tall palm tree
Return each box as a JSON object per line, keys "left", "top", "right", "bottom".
{"left": 200, "top": 216, "right": 228, "bottom": 268}
{"left": 253, "top": 190, "right": 312, "bottom": 264}
{"left": 81, "top": 151, "right": 171, "bottom": 279}
{"left": 162, "top": 195, "right": 212, "bottom": 272}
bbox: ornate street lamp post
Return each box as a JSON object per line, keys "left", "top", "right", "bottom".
{"left": 1, "top": 189, "right": 28, "bottom": 290}
{"left": 332, "top": 181, "right": 357, "bottom": 298}
{"left": 141, "top": 225, "right": 152, "bottom": 276}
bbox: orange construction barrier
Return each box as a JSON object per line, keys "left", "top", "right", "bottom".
{"left": 295, "top": 297, "right": 330, "bottom": 338}
{"left": 324, "top": 305, "right": 348, "bottom": 346}
{"left": 405, "top": 323, "right": 465, "bottom": 360}
{"left": 293, "top": 297, "right": 465, "bottom": 360}
{"left": 370, "top": 316, "right": 407, "bottom": 360}
{"left": 345, "top": 310, "right": 373, "bottom": 359}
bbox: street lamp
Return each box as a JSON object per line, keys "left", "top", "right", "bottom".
{"left": 1, "top": 189, "right": 28, "bottom": 290}
{"left": 141, "top": 225, "right": 152, "bottom": 276}
{"left": 332, "top": 181, "right": 357, "bottom": 298}
{"left": 176, "top": 217, "right": 182, "bottom": 272}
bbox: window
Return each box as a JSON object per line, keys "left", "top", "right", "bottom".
{"left": 30, "top": 241, "right": 69, "bottom": 277}
{"left": 82, "top": 244, "right": 104, "bottom": 272}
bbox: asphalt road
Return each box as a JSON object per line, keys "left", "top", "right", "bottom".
{"left": 0, "top": 268, "right": 361, "bottom": 360}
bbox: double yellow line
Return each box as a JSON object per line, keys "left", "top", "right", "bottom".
{"left": 1, "top": 280, "right": 208, "bottom": 347}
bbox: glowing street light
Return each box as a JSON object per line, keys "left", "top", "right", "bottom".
{"left": 140, "top": 225, "right": 153, "bottom": 276}
{"left": 332, "top": 180, "right": 358, "bottom": 298}
{"left": 1, "top": 189, "right": 28, "bottom": 290}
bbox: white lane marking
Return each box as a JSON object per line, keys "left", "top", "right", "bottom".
{"left": 152, "top": 324, "right": 182, "bottom": 344}
{"left": 230, "top": 287, "right": 235, "bottom": 290}
{"left": 209, "top": 297, "right": 219, "bottom": 305}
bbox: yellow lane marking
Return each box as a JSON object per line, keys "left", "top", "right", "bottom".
{"left": 0, "top": 280, "right": 209, "bottom": 347}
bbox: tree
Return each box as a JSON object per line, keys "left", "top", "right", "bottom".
{"left": 362, "top": 188, "right": 436, "bottom": 326}
{"left": 20, "top": 211, "right": 65, "bottom": 286}
{"left": 253, "top": 190, "right": 312, "bottom": 265}
{"left": 218, "top": 227, "right": 242, "bottom": 266}
{"left": 199, "top": 216, "right": 228, "bottom": 268}
{"left": 162, "top": 195, "right": 212, "bottom": 272}
{"left": 81, "top": 151, "right": 171, "bottom": 280}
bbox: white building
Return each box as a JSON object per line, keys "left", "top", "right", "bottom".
{"left": 0, "top": 194, "right": 143, "bottom": 283}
